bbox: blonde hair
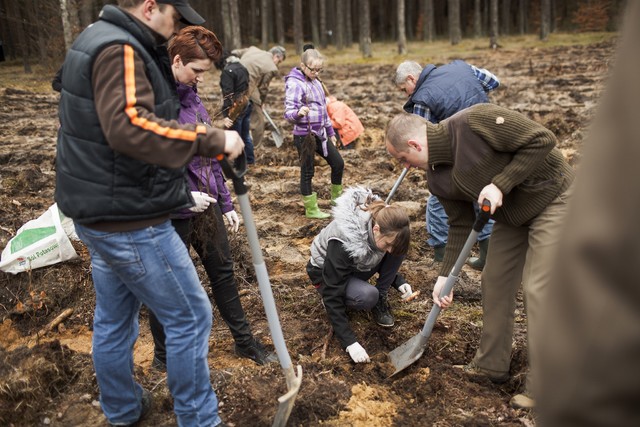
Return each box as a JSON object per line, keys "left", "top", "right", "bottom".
{"left": 385, "top": 112, "right": 427, "bottom": 152}
{"left": 301, "top": 48, "right": 325, "bottom": 66}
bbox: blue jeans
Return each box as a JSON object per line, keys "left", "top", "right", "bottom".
{"left": 426, "top": 195, "right": 494, "bottom": 247}
{"left": 75, "top": 221, "right": 221, "bottom": 427}
{"left": 233, "top": 103, "right": 254, "bottom": 164}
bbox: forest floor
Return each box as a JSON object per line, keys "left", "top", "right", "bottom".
{"left": 0, "top": 34, "right": 615, "bottom": 426}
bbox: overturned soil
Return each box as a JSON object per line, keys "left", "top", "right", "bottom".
{"left": 0, "top": 39, "right": 614, "bottom": 426}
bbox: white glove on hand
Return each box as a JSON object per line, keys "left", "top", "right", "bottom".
{"left": 398, "top": 283, "right": 413, "bottom": 300}
{"left": 189, "top": 191, "right": 216, "bottom": 213}
{"left": 346, "top": 342, "right": 370, "bottom": 363}
{"left": 224, "top": 210, "right": 240, "bottom": 233}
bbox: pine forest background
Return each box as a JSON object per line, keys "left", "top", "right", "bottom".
{"left": 0, "top": 0, "right": 625, "bottom": 72}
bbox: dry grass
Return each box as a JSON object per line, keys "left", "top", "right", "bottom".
{"left": 0, "top": 32, "right": 617, "bottom": 94}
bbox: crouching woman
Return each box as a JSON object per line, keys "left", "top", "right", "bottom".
{"left": 307, "top": 187, "right": 413, "bottom": 363}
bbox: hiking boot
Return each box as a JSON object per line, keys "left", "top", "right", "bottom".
{"left": 151, "top": 355, "right": 166, "bottom": 373}
{"left": 453, "top": 361, "right": 509, "bottom": 384}
{"left": 372, "top": 294, "right": 394, "bottom": 327}
{"left": 235, "top": 338, "right": 278, "bottom": 365}
{"left": 433, "top": 245, "right": 445, "bottom": 262}
{"left": 109, "top": 388, "right": 152, "bottom": 427}
{"left": 510, "top": 393, "right": 536, "bottom": 409}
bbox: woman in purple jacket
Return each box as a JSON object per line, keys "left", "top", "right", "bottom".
{"left": 148, "top": 26, "right": 274, "bottom": 369}
{"left": 284, "top": 47, "right": 344, "bottom": 219}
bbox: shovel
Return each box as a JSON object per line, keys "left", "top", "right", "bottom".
{"left": 388, "top": 199, "right": 492, "bottom": 376}
{"left": 218, "top": 153, "right": 302, "bottom": 426}
{"left": 385, "top": 167, "right": 409, "bottom": 204}
{"left": 263, "top": 108, "right": 284, "bottom": 148}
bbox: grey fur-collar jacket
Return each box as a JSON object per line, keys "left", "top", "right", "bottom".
{"left": 310, "top": 187, "right": 385, "bottom": 271}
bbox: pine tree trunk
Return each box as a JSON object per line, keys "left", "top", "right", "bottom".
{"left": 309, "top": 0, "right": 320, "bottom": 47}
{"left": 474, "top": 0, "right": 482, "bottom": 37}
{"left": 221, "top": 0, "right": 232, "bottom": 49}
{"left": 518, "top": 0, "right": 527, "bottom": 34}
{"left": 489, "top": 0, "right": 499, "bottom": 48}
{"left": 424, "top": 0, "right": 434, "bottom": 42}
{"left": 345, "top": 0, "right": 352, "bottom": 47}
{"left": 320, "top": 0, "right": 328, "bottom": 48}
{"left": 540, "top": 0, "right": 550, "bottom": 40}
{"left": 501, "top": 0, "right": 511, "bottom": 35}
{"left": 229, "top": 0, "right": 241, "bottom": 49}
{"left": 261, "top": 0, "right": 268, "bottom": 49}
{"left": 397, "top": 0, "right": 407, "bottom": 54}
{"left": 293, "top": 0, "right": 303, "bottom": 54}
{"left": 275, "top": 0, "right": 285, "bottom": 45}
{"left": 359, "top": 0, "right": 371, "bottom": 57}
{"left": 449, "top": 0, "right": 461, "bottom": 45}
{"left": 335, "top": 0, "right": 345, "bottom": 50}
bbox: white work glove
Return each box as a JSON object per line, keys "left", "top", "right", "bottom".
{"left": 346, "top": 342, "right": 370, "bottom": 363}
{"left": 398, "top": 283, "right": 413, "bottom": 300}
{"left": 297, "top": 106, "right": 310, "bottom": 117}
{"left": 189, "top": 191, "right": 216, "bottom": 213}
{"left": 224, "top": 210, "right": 240, "bottom": 233}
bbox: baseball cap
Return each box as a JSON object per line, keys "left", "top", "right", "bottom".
{"left": 157, "top": 0, "right": 205, "bottom": 25}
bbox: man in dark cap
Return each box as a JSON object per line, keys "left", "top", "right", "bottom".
{"left": 55, "top": 1, "right": 242, "bottom": 425}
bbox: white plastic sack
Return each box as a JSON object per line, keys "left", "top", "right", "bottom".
{"left": 0, "top": 203, "right": 79, "bottom": 274}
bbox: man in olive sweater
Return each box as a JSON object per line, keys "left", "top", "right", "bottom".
{"left": 385, "top": 104, "right": 574, "bottom": 409}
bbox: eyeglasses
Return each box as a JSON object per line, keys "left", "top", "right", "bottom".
{"left": 304, "top": 63, "right": 323, "bottom": 74}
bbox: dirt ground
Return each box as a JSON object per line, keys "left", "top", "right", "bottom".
{"left": 0, "top": 38, "right": 614, "bottom": 426}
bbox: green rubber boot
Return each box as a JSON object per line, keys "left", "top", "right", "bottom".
{"left": 467, "top": 238, "right": 490, "bottom": 270}
{"left": 303, "top": 193, "right": 330, "bottom": 219}
{"left": 330, "top": 184, "right": 343, "bottom": 206}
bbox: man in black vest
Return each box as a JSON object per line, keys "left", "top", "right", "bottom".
{"left": 55, "top": 1, "right": 242, "bottom": 425}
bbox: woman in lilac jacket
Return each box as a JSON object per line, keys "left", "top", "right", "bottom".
{"left": 284, "top": 47, "right": 344, "bottom": 219}
{"left": 148, "top": 27, "right": 274, "bottom": 369}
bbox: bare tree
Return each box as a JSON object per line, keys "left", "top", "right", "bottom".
{"left": 229, "top": 0, "right": 241, "bottom": 49}
{"left": 293, "top": 0, "right": 303, "bottom": 54}
{"left": 261, "top": 0, "right": 268, "bottom": 49}
{"left": 397, "top": 0, "right": 407, "bottom": 54}
{"left": 449, "top": 0, "right": 461, "bottom": 45}
{"left": 319, "top": 0, "right": 327, "bottom": 48}
{"left": 309, "top": 0, "right": 320, "bottom": 47}
{"left": 275, "top": 0, "right": 284, "bottom": 45}
{"left": 489, "top": 0, "right": 499, "bottom": 49}
{"left": 540, "top": 0, "right": 550, "bottom": 40}
{"left": 359, "top": 0, "right": 371, "bottom": 57}
{"left": 473, "top": 0, "right": 482, "bottom": 37}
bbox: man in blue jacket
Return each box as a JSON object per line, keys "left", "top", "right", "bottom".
{"left": 394, "top": 60, "right": 499, "bottom": 269}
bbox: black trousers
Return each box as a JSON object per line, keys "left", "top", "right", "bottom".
{"left": 293, "top": 134, "right": 344, "bottom": 196}
{"left": 149, "top": 204, "right": 253, "bottom": 362}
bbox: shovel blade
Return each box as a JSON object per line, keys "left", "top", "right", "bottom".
{"left": 388, "top": 333, "right": 429, "bottom": 376}
{"left": 271, "top": 364, "right": 303, "bottom": 427}
{"left": 272, "top": 130, "right": 284, "bottom": 148}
